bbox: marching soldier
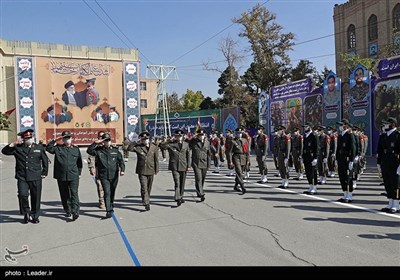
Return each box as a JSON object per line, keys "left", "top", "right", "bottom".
{"left": 122, "top": 137, "right": 130, "bottom": 162}
{"left": 189, "top": 128, "right": 211, "bottom": 202}
{"left": 210, "top": 130, "right": 221, "bottom": 173}
{"left": 272, "top": 128, "right": 280, "bottom": 177}
{"left": 160, "top": 136, "right": 168, "bottom": 162}
{"left": 277, "top": 125, "right": 291, "bottom": 188}
{"left": 165, "top": 129, "right": 191, "bottom": 207}
{"left": 302, "top": 123, "right": 319, "bottom": 194}
{"left": 128, "top": 131, "right": 159, "bottom": 211}
{"left": 225, "top": 129, "right": 235, "bottom": 177}
{"left": 2, "top": 129, "right": 49, "bottom": 224}
{"left": 88, "top": 131, "right": 106, "bottom": 209}
{"left": 327, "top": 126, "right": 337, "bottom": 178}
{"left": 228, "top": 127, "right": 249, "bottom": 194}
{"left": 291, "top": 127, "right": 304, "bottom": 180}
{"left": 336, "top": 119, "right": 356, "bottom": 203}
{"left": 242, "top": 126, "right": 252, "bottom": 179}
{"left": 219, "top": 132, "right": 226, "bottom": 167}
{"left": 87, "top": 132, "right": 125, "bottom": 218}
{"left": 46, "top": 131, "right": 83, "bottom": 221}
{"left": 359, "top": 128, "right": 368, "bottom": 174}
{"left": 351, "top": 125, "right": 361, "bottom": 188}
{"left": 254, "top": 125, "right": 269, "bottom": 184}
{"left": 378, "top": 117, "right": 400, "bottom": 213}
{"left": 317, "top": 126, "right": 330, "bottom": 185}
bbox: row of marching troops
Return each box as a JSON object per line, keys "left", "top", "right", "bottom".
{"left": 1, "top": 116, "right": 399, "bottom": 224}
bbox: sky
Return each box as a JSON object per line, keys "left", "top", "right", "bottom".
{"left": 0, "top": 0, "right": 348, "bottom": 99}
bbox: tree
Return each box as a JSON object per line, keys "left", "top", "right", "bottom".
{"left": 166, "top": 91, "right": 182, "bottom": 112}
{"left": 340, "top": 53, "right": 376, "bottom": 80}
{"left": 234, "top": 4, "right": 295, "bottom": 91}
{"left": 290, "top": 59, "right": 319, "bottom": 82}
{"left": 0, "top": 112, "right": 12, "bottom": 130}
{"left": 199, "top": 97, "right": 216, "bottom": 110}
{"left": 315, "top": 66, "right": 332, "bottom": 88}
{"left": 217, "top": 65, "right": 244, "bottom": 107}
{"left": 181, "top": 89, "right": 204, "bottom": 111}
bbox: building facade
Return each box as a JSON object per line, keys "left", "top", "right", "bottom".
{"left": 139, "top": 78, "right": 158, "bottom": 115}
{"left": 334, "top": 0, "right": 400, "bottom": 79}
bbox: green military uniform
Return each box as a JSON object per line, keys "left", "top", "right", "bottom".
{"left": 1, "top": 129, "right": 49, "bottom": 223}
{"left": 166, "top": 130, "right": 191, "bottom": 206}
{"left": 87, "top": 133, "right": 125, "bottom": 216}
{"left": 128, "top": 131, "right": 159, "bottom": 211}
{"left": 189, "top": 128, "right": 211, "bottom": 201}
{"left": 377, "top": 118, "right": 400, "bottom": 213}
{"left": 228, "top": 127, "right": 249, "bottom": 194}
{"left": 254, "top": 125, "right": 269, "bottom": 183}
{"left": 46, "top": 131, "right": 82, "bottom": 220}
{"left": 336, "top": 119, "right": 356, "bottom": 203}
{"left": 224, "top": 129, "right": 235, "bottom": 176}
{"left": 277, "top": 126, "right": 291, "bottom": 188}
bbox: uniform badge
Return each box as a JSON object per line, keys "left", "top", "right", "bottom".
{"left": 308, "top": 143, "right": 311, "bottom": 147}
{"left": 391, "top": 142, "right": 395, "bottom": 147}
{"left": 343, "top": 143, "right": 346, "bottom": 147}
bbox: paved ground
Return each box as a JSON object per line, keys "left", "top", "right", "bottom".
{"left": 0, "top": 150, "right": 399, "bottom": 267}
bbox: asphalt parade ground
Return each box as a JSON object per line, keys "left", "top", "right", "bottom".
{"left": 0, "top": 151, "right": 399, "bottom": 267}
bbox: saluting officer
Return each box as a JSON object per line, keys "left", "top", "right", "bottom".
{"left": 336, "top": 119, "right": 356, "bottom": 203}
{"left": 291, "top": 127, "right": 304, "bottom": 180}
{"left": 87, "top": 132, "right": 125, "bottom": 218}
{"left": 165, "top": 129, "right": 191, "bottom": 207}
{"left": 189, "top": 128, "right": 211, "bottom": 202}
{"left": 378, "top": 117, "right": 400, "bottom": 213}
{"left": 254, "top": 125, "right": 269, "bottom": 184}
{"left": 46, "top": 131, "right": 82, "bottom": 221}
{"left": 228, "top": 127, "right": 249, "bottom": 194}
{"left": 302, "top": 123, "right": 319, "bottom": 194}
{"left": 2, "top": 129, "right": 49, "bottom": 224}
{"left": 128, "top": 131, "right": 159, "bottom": 211}
{"left": 277, "top": 125, "right": 291, "bottom": 188}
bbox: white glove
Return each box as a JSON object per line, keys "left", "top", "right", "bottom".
{"left": 311, "top": 159, "right": 317, "bottom": 166}
{"left": 397, "top": 165, "right": 400, "bottom": 175}
{"left": 284, "top": 158, "right": 288, "bottom": 165}
{"left": 323, "top": 158, "right": 328, "bottom": 163}
{"left": 377, "top": 164, "right": 381, "bottom": 172}
{"left": 348, "top": 162, "right": 353, "bottom": 170}
{"left": 354, "top": 156, "right": 359, "bottom": 163}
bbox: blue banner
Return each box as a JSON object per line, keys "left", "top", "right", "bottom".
{"left": 123, "top": 62, "right": 141, "bottom": 140}
{"left": 376, "top": 56, "right": 400, "bottom": 79}
{"left": 270, "top": 78, "right": 312, "bottom": 99}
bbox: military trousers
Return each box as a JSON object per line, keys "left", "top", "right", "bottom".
{"left": 256, "top": 156, "right": 268, "bottom": 175}
{"left": 57, "top": 179, "right": 80, "bottom": 215}
{"left": 193, "top": 167, "right": 207, "bottom": 197}
{"left": 233, "top": 154, "right": 245, "bottom": 188}
{"left": 138, "top": 174, "right": 154, "bottom": 205}
{"left": 381, "top": 158, "right": 400, "bottom": 199}
{"left": 292, "top": 150, "right": 302, "bottom": 173}
{"left": 278, "top": 153, "right": 289, "bottom": 179}
{"left": 172, "top": 170, "right": 186, "bottom": 201}
{"left": 303, "top": 156, "right": 317, "bottom": 185}
{"left": 337, "top": 157, "right": 353, "bottom": 192}
{"left": 17, "top": 179, "right": 42, "bottom": 219}
{"left": 100, "top": 176, "right": 119, "bottom": 212}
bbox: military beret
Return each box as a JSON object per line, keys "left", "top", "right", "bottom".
{"left": 64, "top": 80, "right": 74, "bottom": 89}
{"left": 18, "top": 129, "right": 34, "bottom": 139}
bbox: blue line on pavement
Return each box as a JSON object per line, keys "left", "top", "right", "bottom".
{"left": 112, "top": 213, "right": 141, "bottom": 266}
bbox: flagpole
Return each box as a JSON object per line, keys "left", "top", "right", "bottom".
{"left": 52, "top": 92, "right": 56, "bottom": 140}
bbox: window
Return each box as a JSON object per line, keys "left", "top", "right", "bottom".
{"left": 347, "top": 24, "right": 356, "bottom": 49}
{"left": 368, "top": 15, "right": 378, "bottom": 41}
{"left": 140, "top": 99, "right": 148, "bottom": 108}
{"left": 393, "top": 4, "right": 400, "bottom": 30}
{"left": 140, "top": 81, "right": 147, "bottom": 91}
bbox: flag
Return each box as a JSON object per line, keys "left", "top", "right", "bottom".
{"left": 4, "top": 108, "right": 16, "bottom": 115}
{"left": 196, "top": 116, "right": 201, "bottom": 131}
{"left": 186, "top": 126, "right": 191, "bottom": 140}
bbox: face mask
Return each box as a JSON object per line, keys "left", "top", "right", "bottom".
{"left": 24, "top": 138, "right": 34, "bottom": 146}
{"left": 304, "top": 126, "right": 310, "bottom": 133}
{"left": 384, "top": 124, "right": 391, "bottom": 131}
{"left": 104, "top": 140, "right": 111, "bottom": 147}
{"left": 277, "top": 131, "right": 283, "bottom": 136}
{"left": 236, "top": 133, "right": 242, "bottom": 138}
{"left": 339, "top": 126, "right": 344, "bottom": 132}
{"left": 258, "top": 129, "right": 262, "bottom": 135}
{"left": 143, "top": 139, "right": 150, "bottom": 145}
{"left": 199, "top": 135, "right": 205, "bottom": 141}
{"left": 63, "top": 138, "right": 72, "bottom": 145}
{"left": 177, "top": 136, "right": 183, "bottom": 142}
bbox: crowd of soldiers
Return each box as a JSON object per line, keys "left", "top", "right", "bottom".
{"left": 1, "top": 116, "right": 399, "bottom": 224}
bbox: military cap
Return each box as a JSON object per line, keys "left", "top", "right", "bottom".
{"left": 327, "top": 126, "right": 334, "bottom": 130}
{"left": 196, "top": 128, "right": 206, "bottom": 134}
{"left": 139, "top": 131, "right": 150, "bottom": 138}
{"left": 226, "top": 129, "right": 233, "bottom": 134}
{"left": 18, "top": 129, "right": 34, "bottom": 139}
{"left": 258, "top": 125, "right": 265, "bottom": 130}
{"left": 235, "top": 127, "right": 243, "bottom": 132}
{"left": 47, "top": 106, "right": 54, "bottom": 113}
{"left": 64, "top": 80, "right": 74, "bottom": 89}
{"left": 353, "top": 125, "right": 360, "bottom": 131}
{"left": 293, "top": 127, "right": 300, "bottom": 131}
{"left": 174, "top": 129, "right": 184, "bottom": 136}
{"left": 302, "top": 122, "right": 313, "bottom": 127}
{"left": 86, "top": 78, "right": 96, "bottom": 84}
{"left": 382, "top": 117, "right": 397, "bottom": 125}
{"left": 102, "top": 132, "right": 111, "bottom": 141}
{"left": 318, "top": 125, "right": 326, "bottom": 130}
{"left": 211, "top": 130, "right": 218, "bottom": 134}
{"left": 61, "top": 131, "right": 72, "bottom": 138}
{"left": 277, "top": 125, "right": 286, "bottom": 130}
{"left": 337, "top": 118, "right": 350, "bottom": 125}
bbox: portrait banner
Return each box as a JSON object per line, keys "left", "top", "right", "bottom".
{"left": 124, "top": 62, "right": 141, "bottom": 141}
{"left": 323, "top": 71, "right": 341, "bottom": 129}
{"left": 349, "top": 64, "right": 372, "bottom": 155}
{"left": 258, "top": 91, "right": 269, "bottom": 133}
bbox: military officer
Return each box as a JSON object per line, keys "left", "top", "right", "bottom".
{"left": 302, "top": 123, "right": 319, "bottom": 194}
{"left": 227, "top": 127, "right": 249, "bottom": 194}
{"left": 254, "top": 125, "right": 269, "bottom": 183}
{"left": 272, "top": 128, "right": 280, "bottom": 177}
{"left": 87, "top": 132, "right": 125, "bottom": 218}
{"left": 128, "top": 131, "right": 159, "bottom": 211}
{"left": 165, "top": 129, "right": 191, "bottom": 206}
{"left": 189, "top": 128, "right": 211, "bottom": 201}
{"left": 46, "top": 131, "right": 82, "bottom": 221}
{"left": 336, "top": 119, "right": 356, "bottom": 203}
{"left": 88, "top": 131, "right": 106, "bottom": 209}
{"left": 2, "top": 129, "right": 49, "bottom": 224}
{"left": 378, "top": 117, "right": 400, "bottom": 213}
{"left": 277, "top": 125, "right": 291, "bottom": 188}
{"left": 317, "top": 126, "right": 330, "bottom": 185}
{"left": 327, "top": 126, "right": 338, "bottom": 178}
{"left": 241, "top": 126, "right": 252, "bottom": 179}
{"left": 291, "top": 127, "right": 304, "bottom": 180}
{"left": 210, "top": 130, "right": 221, "bottom": 173}
{"left": 224, "top": 129, "right": 235, "bottom": 177}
